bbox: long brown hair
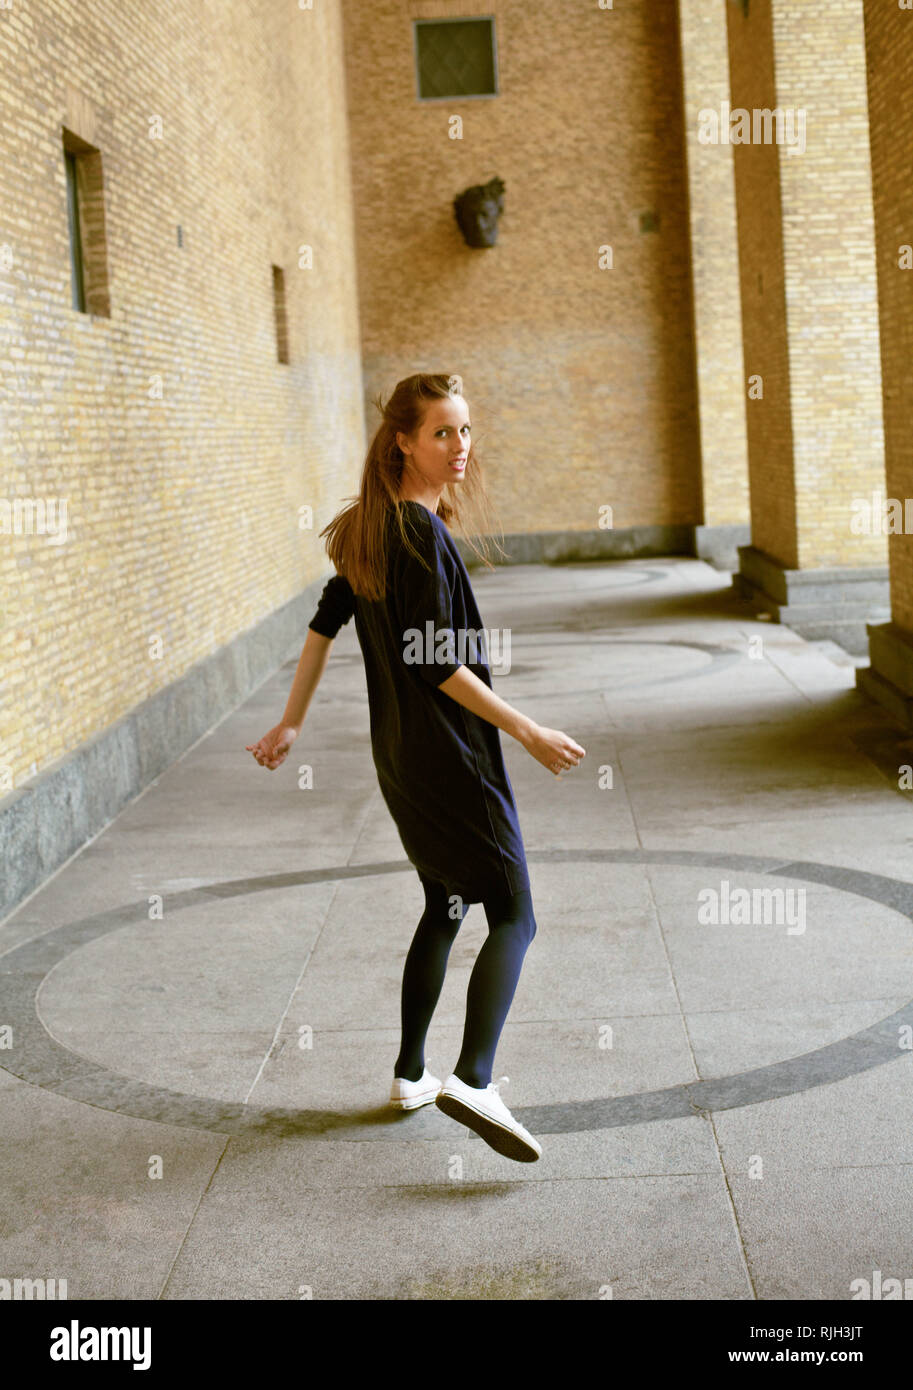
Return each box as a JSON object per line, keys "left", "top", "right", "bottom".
{"left": 318, "top": 373, "right": 507, "bottom": 600}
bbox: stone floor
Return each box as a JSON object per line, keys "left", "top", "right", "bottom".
{"left": 2, "top": 555, "right": 913, "bottom": 1300}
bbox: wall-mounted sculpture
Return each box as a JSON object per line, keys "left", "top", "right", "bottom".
{"left": 453, "top": 176, "right": 505, "bottom": 248}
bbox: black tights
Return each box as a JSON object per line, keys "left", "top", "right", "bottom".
{"left": 393, "top": 872, "right": 538, "bottom": 1090}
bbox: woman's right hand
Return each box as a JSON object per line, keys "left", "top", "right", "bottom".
{"left": 245, "top": 723, "right": 301, "bottom": 771}
{"left": 521, "top": 722, "right": 586, "bottom": 778}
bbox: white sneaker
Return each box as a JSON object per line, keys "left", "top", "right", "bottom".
{"left": 390, "top": 1067, "right": 442, "bottom": 1111}
{"left": 435, "top": 1074, "right": 542, "bottom": 1162}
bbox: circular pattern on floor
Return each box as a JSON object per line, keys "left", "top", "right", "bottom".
{"left": 1, "top": 849, "right": 910, "bottom": 1139}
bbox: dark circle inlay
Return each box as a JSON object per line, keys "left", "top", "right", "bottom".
{"left": 1, "top": 850, "right": 911, "bottom": 1139}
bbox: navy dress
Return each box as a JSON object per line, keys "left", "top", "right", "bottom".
{"left": 307, "top": 500, "right": 530, "bottom": 905}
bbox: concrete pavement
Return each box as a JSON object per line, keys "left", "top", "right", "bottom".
{"left": 2, "top": 555, "right": 912, "bottom": 1300}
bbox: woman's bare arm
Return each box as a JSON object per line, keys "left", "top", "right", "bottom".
{"left": 437, "top": 665, "right": 585, "bottom": 777}
{"left": 281, "top": 628, "right": 335, "bottom": 731}
{"left": 246, "top": 628, "right": 334, "bottom": 769}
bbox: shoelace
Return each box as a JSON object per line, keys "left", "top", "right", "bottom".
{"left": 489, "top": 1074, "right": 510, "bottom": 1097}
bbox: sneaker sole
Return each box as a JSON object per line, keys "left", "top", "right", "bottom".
{"left": 390, "top": 1091, "right": 439, "bottom": 1111}
{"left": 435, "top": 1091, "right": 541, "bottom": 1162}
{"left": 389, "top": 1089, "right": 439, "bottom": 1112}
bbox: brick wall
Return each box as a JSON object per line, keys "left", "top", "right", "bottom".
{"left": 10, "top": 0, "right": 896, "bottom": 808}
{"left": 726, "top": 0, "right": 886, "bottom": 572}
{"left": 677, "top": 0, "right": 749, "bottom": 529}
{"left": 862, "top": 0, "right": 913, "bottom": 630}
{"left": 0, "top": 0, "right": 365, "bottom": 794}
{"left": 340, "top": 0, "right": 703, "bottom": 537}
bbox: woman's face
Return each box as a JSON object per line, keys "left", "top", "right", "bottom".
{"left": 398, "top": 395, "right": 471, "bottom": 491}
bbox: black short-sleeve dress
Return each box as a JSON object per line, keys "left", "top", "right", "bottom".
{"left": 307, "top": 500, "right": 531, "bottom": 905}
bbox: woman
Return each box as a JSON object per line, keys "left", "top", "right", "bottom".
{"left": 246, "top": 373, "right": 585, "bottom": 1163}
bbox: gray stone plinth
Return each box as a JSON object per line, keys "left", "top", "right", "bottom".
{"left": 856, "top": 622, "right": 913, "bottom": 732}
{"left": 733, "top": 545, "right": 890, "bottom": 655}
{"left": 694, "top": 523, "right": 750, "bottom": 573}
{"left": 455, "top": 524, "right": 694, "bottom": 569}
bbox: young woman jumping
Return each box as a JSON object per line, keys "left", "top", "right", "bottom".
{"left": 246, "top": 373, "right": 585, "bottom": 1162}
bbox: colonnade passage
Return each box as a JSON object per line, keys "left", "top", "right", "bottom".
{"left": 680, "top": 0, "right": 913, "bottom": 726}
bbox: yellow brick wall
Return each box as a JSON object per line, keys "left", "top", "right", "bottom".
{"left": 726, "top": 0, "right": 797, "bottom": 568}
{"left": 0, "top": 0, "right": 365, "bottom": 794}
{"left": 11, "top": 0, "right": 897, "bottom": 805}
{"left": 341, "top": 0, "right": 703, "bottom": 536}
{"left": 862, "top": 0, "right": 913, "bottom": 631}
{"left": 726, "top": 0, "right": 886, "bottom": 572}
{"left": 677, "top": 0, "right": 749, "bottom": 528}
{"left": 773, "top": 0, "right": 885, "bottom": 572}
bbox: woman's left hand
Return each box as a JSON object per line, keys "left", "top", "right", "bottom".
{"left": 245, "top": 723, "right": 301, "bottom": 770}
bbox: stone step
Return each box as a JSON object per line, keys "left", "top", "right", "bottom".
{"left": 856, "top": 665, "right": 913, "bottom": 732}
{"left": 783, "top": 619, "right": 879, "bottom": 656}
{"left": 733, "top": 575, "right": 891, "bottom": 617}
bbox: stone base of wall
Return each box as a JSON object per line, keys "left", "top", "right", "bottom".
{"left": 456, "top": 523, "right": 695, "bottom": 568}
{"left": 694, "top": 524, "right": 751, "bottom": 572}
{"left": 856, "top": 622, "right": 913, "bottom": 733}
{"left": 733, "top": 546, "right": 890, "bottom": 655}
{"left": 0, "top": 576, "right": 328, "bottom": 923}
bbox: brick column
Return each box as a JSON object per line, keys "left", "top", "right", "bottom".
{"left": 677, "top": 0, "right": 749, "bottom": 571}
{"left": 726, "top": 0, "right": 888, "bottom": 653}
{"left": 856, "top": 1, "right": 913, "bottom": 726}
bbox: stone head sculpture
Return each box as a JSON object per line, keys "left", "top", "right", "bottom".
{"left": 453, "top": 176, "right": 505, "bottom": 248}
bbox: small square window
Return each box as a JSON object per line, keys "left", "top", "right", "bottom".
{"left": 414, "top": 17, "right": 497, "bottom": 101}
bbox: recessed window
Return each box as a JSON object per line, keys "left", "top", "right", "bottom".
{"left": 62, "top": 129, "right": 110, "bottom": 317}
{"left": 64, "top": 151, "right": 86, "bottom": 312}
{"left": 272, "top": 265, "right": 289, "bottom": 364}
{"left": 414, "top": 17, "right": 498, "bottom": 101}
